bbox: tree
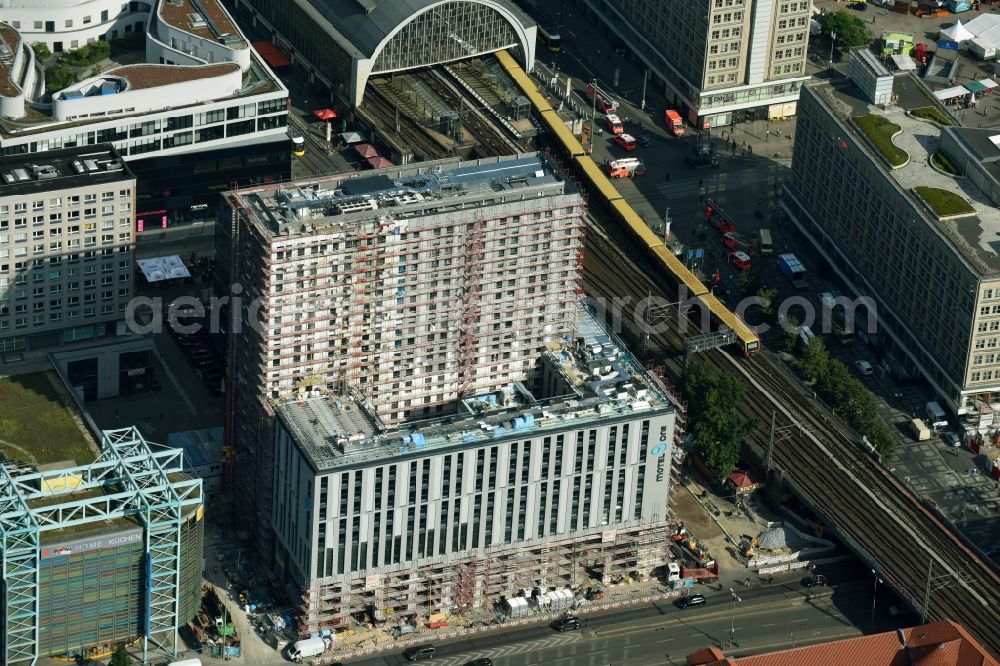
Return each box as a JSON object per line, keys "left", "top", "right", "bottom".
{"left": 867, "top": 419, "right": 896, "bottom": 460}
{"left": 683, "top": 362, "right": 755, "bottom": 480}
{"left": 110, "top": 643, "right": 132, "bottom": 666}
{"left": 798, "top": 335, "right": 830, "bottom": 382}
{"left": 45, "top": 66, "right": 77, "bottom": 94}
{"left": 819, "top": 11, "right": 873, "bottom": 50}
{"left": 781, "top": 314, "right": 801, "bottom": 353}
{"left": 31, "top": 42, "right": 51, "bottom": 61}
{"left": 737, "top": 268, "right": 762, "bottom": 297}
{"left": 757, "top": 286, "right": 778, "bottom": 317}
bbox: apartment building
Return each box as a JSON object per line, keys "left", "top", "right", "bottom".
{"left": 272, "top": 308, "right": 682, "bottom": 630}
{"left": 222, "top": 152, "right": 586, "bottom": 560}
{"left": 783, "top": 69, "right": 1000, "bottom": 420}
{"left": 0, "top": 144, "right": 135, "bottom": 352}
{"left": 582, "top": 0, "right": 812, "bottom": 127}
{"left": 0, "top": 0, "right": 289, "bottom": 247}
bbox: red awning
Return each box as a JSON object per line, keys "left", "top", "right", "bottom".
{"left": 366, "top": 156, "right": 394, "bottom": 169}
{"left": 251, "top": 41, "right": 292, "bottom": 68}
{"left": 354, "top": 143, "right": 378, "bottom": 159}
{"left": 727, "top": 470, "right": 755, "bottom": 488}
{"left": 312, "top": 108, "right": 337, "bottom": 121}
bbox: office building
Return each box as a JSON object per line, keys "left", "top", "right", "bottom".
{"left": 272, "top": 308, "right": 682, "bottom": 631}
{"left": 222, "top": 152, "right": 585, "bottom": 560}
{"left": 229, "top": 0, "right": 536, "bottom": 106}
{"left": 783, "top": 70, "right": 1000, "bottom": 419}
{"left": 0, "top": 428, "right": 204, "bottom": 665}
{"left": 0, "top": 144, "right": 135, "bottom": 352}
{"left": 582, "top": 0, "right": 811, "bottom": 127}
{"left": 0, "top": 0, "right": 290, "bottom": 245}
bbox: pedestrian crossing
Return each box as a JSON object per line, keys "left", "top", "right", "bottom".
{"left": 430, "top": 632, "right": 584, "bottom": 665}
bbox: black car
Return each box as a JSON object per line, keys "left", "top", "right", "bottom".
{"left": 552, "top": 617, "right": 582, "bottom": 632}
{"left": 802, "top": 574, "right": 828, "bottom": 588}
{"left": 403, "top": 645, "right": 436, "bottom": 661}
{"left": 849, "top": 1, "right": 867, "bottom": 9}
{"left": 675, "top": 594, "right": 707, "bottom": 609}
{"left": 464, "top": 659, "right": 494, "bottom": 666}
{"left": 637, "top": 133, "right": 655, "bottom": 147}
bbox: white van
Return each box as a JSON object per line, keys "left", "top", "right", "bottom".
{"left": 168, "top": 660, "right": 203, "bottom": 666}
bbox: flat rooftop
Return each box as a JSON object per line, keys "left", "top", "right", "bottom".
{"left": 0, "top": 144, "right": 133, "bottom": 197}
{"left": 811, "top": 74, "right": 1000, "bottom": 276}
{"left": 160, "top": 0, "right": 246, "bottom": 48}
{"left": 101, "top": 62, "right": 241, "bottom": 91}
{"left": 0, "top": 23, "right": 20, "bottom": 98}
{"left": 231, "top": 152, "right": 577, "bottom": 235}
{"left": 277, "top": 305, "right": 675, "bottom": 472}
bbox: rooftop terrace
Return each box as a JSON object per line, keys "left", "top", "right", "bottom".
{"left": 277, "top": 305, "right": 675, "bottom": 472}
{"left": 235, "top": 152, "right": 574, "bottom": 235}
{"left": 0, "top": 23, "right": 20, "bottom": 98}
{"left": 813, "top": 74, "right": 1000, "bottom": 276}
{"left": 160, "top": 0, "right": 247, "bottom": 49}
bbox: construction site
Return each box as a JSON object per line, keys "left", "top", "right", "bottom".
{"left": 220, "top": 152, "right": 588, "bottom": 563}
{"left": 269, "top": 307, "right": 687, "bottom": 636}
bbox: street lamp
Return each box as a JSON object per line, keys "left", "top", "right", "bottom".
{"left": 729, "top": 587, "right": 742, "bottom": 648}
{"left": 870, "top": 569, "right": 882, "bottom": 626}
{"left": 829, "top": 32, "right": 837, "bottom": 70}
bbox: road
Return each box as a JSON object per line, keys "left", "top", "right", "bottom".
{"left": 346, "top": 579, "right": 909, "bottom": 666}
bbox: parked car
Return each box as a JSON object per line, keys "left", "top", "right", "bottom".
{"left": 729, "top": 250, "right": 751, "bottom": 271}
{"left": 552, "top": 617, "right": 582, "bottom": 632}
{"left": 802, "top": 574, "right": 828, "bottom": 588}
{"left": 403, "top": 645, "right": 436, "bottom": 661}
{"left": 637, "top": 133, "right": 655, "bottom": 147}
{"left": 464, "top": 659, "right": 494, "bottom": 666}
{"left": 854, "top": 360, "right": 874, "bottom": 376}
{"left": 675, "top": 594, "right": 707, "bottom": 609}
{"left": 849, "top": 1, "right": 867, "bottom": 9}
{"left": 943, "top": 431, "right": 961, "bottom": 447}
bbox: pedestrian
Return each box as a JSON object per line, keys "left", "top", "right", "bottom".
{"left": 698, "top": 178, "right": 704, "bottom": 188}
{"left": 745, "top": 577, "right": 751, "bottom": 588}
{"left": 748, "top": 144, "right": 753, "bottom": 154}
{"left": 665, "top": 172, "right": 670, "bottom": 182}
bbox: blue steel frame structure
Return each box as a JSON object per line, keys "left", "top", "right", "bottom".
{"left": 0, "top": 427, "right": 203, "bottom": 665}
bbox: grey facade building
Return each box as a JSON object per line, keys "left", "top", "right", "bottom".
{"left": 230, "top": 0, "right": 536, "bottom": 106}
{"left": 582, "top": 0, "right": 811, "bottom": 127}
{"left": 272, "top": 309, "right": 681, "bottom": 630}
{"left": 222, "top": 153, "right": 585, "bottom": 561}
{"left": 0, "top": 145, "right": 135, "bottom": 352}
{"left": 783, "top": 74, "right": 1000, "bottom": 419}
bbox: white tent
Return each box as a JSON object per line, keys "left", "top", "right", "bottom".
{"left": 891, "top": 54, "right": 916, "bottom": 71}
{"left": 940, "top": 20, "right": 975, "bottom": 44}
{"left": 965, "top": 14, "right": 1000, "bottom": 49}
{"left": 933, "top": 85, "right": 970, "bottom": 101}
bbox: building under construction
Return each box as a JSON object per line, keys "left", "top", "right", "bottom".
{"left": 271, "top": 307, "right": 685, "bottom": 632}
{"left": 0, "top": 428, "right": 204, "bottom": 665}
{"left": 219, "top": 152, "right": 586, "bottom": 561}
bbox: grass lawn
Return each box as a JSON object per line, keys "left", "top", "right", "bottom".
{"left": 914, "top": 186, "right": 975, "bottom": 217}
{"left": 931, "top": 151, "right": 960, "bottom": 176}
{"left": 853, "top": 115, "right": 907, "bottom": 167}
{"left": 0, "top": 372, "right": 95, "bottom": 466}
{"left": 911, "top": 106, "right": 953, "bottom": 126}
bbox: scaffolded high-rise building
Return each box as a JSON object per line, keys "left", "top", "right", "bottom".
{"left": 219, "top": 153, "right": 586, "bottom": 560}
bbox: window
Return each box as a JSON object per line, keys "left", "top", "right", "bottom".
{"left": 195, "top": 109, "right": 225, "bottom": 126}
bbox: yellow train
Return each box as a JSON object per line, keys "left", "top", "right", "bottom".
{"left": 496, "top": 50, "right": 760, "bottom": 356}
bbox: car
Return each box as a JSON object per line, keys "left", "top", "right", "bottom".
{"left": 637, "top": 133, "right": 655, "bottom": 147}
{"left": 729, "top": 250, "right": 751, "bottom": 271}
{"left": 854, "top": 360, "right": 874, "bottom": 376}
{"left": 802, "top": 574, "right": 828, "bottom": 588}
{"left": 403, "top": 645, "right": 436, "bottom": 661}
{"left": 943, "top": 431, "right": 961, "bottom": 447}
{"left": 849, "top": 1, "right": 867, "bottom": 9}
{"left": 675, "top": 594, "right": 707, "bottom": 609}
{"left": 464, "top": 659, "right": 494, "bottom": 666}
{"left": 552, "top": 617, "right": 582, "bottom": 632}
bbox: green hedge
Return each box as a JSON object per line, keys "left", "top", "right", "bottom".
{"left": 915, "top": 186, "right": 974, "bottom": 217}
{"left": 930, "top": 151, "right": 959, "bottom": 176}
{"left": 911, "top": 106, "right": 952, "bottom": 126}
{"left": 853, "top": 115, "right": 907, "bottom": 167}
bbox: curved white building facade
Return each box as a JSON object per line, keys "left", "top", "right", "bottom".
{"left": 0, "top": 0, "right": 153, "bottom": 52}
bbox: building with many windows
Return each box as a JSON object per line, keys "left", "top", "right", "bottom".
{"left": 230, "top": 0, "right": 536, "bottom": 106}
{"left": 783, "top": 71, "right": 1000, "bottom": 420}
{"left": 0, "top": 0, "right": 290, "bottom": 246}
{"left": 272, "top": 308, "right": 682, "bottom": 631}
{"left": 221, "top": 152, "right": 585, "bottom": 562}
{"left": 0, "top": 144, "right": 135, "bottom": 352}
{"left": 0, "top": 428, "right": 204, "bottom": 665}
{"left": 581, "top": 0, "right": 811, "bottom": 127}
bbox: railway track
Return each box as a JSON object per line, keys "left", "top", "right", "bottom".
{"left": 358, "top": 83, "right": 449, "bottom": 161}
{"left": 417, "top": 68, "right": 521, "bottom": 157}
{"left": 579, "top": 216, "right": 1000, "bottom": 656}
